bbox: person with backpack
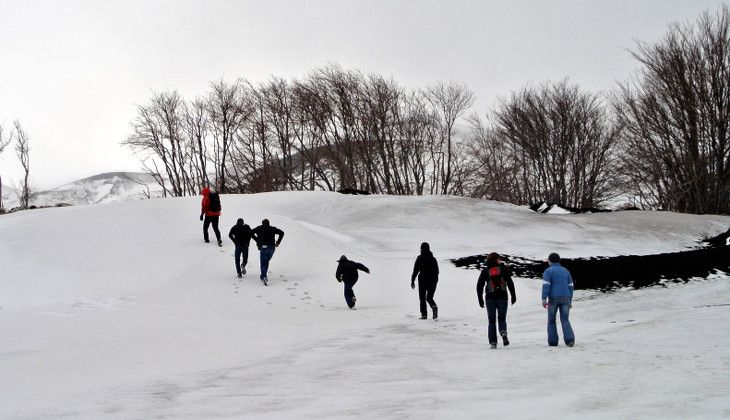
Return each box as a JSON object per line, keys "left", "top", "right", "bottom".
{"left": 228, "top": 218, "right": 253, "bottom": 278}
{"left": 200, "top": 187, "right": 223, "bottom": 246}
{"left": 542, "top": 252, "right": 575, "bottom": 347}
{"left": 251, "top": 219, "right": 284, "bottom": 286}
{"left": 335, "top": 255, "right": 370, "bottom": 309}
{"left": 476, "top": 252, "right": 517, "bottom": 349}
{"left": 411, "top": 242, "right": 439, "bottom": 320}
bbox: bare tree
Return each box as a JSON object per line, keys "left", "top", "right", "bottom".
{"left": 615, "top": 6, "right": 730, "bottom": 213}
{"left": 207, "top": 80, "right": 253, "bottom": 193}
{"left": 425, "top": 81, "right": 475, "bottom": 194}
{"left": 481, "top": 80, "right": 619, "bottom": 208}
{"left": 14, "top": 120, "right": 31, "bottom": 209}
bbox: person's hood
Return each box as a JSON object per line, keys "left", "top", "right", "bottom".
{"left": 201, "top": 187, "right": 211, "bottom": 196}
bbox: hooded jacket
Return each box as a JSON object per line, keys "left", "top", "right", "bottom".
{"left": 229, "top": 221, "right": 253, "bottom": 246}
{"left": 411, "top": 249, "right": 439, "bottom": 283}
{"left": 336, "top": 259, "right": 370, "bottom": 283}
{"left": 477, "top": 260, "right": 516, "bottom": 305}
{"left": 200, "top": 187, "right": 221, "bottom": 217}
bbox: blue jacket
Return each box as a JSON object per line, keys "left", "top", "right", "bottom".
{"left": 542, "top": 263, "right": 574, "bottom": 300}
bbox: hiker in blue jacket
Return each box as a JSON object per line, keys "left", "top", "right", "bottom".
{"left": 542, "top": 252, "right": 575, "bottom": 347}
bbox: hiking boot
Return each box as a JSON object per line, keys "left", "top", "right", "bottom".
{"left": 501, "top": 331, "right": 510, "bottom": 346}
{"left": 217, "top": 240, "right": 223, "bottom": 247}
{"left": 567, "top": 341, "right": 575, "bottom": 347}
{"left": 262, "top": 277, "right": 268, "bottom": 286}
{"left": 419, "top": 315, "right": 427, "bottom": 320}
{"left": 432, "top": 306, "right": 438, "bottom": 319}
{"left": 490, "top": 343, "right": 497, "bottom": 349}
{"left": 237, "top": 273, "right": 242, "bottom": 279}
{"left": 241, "top": 267, "right": 247, "bottom": 275}
{"left": 351, "top": 297, "right": 357, "bottom": 308}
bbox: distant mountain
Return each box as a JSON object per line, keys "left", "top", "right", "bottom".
{"left": 2, "top": 172, "right": 164, "bottom": 209}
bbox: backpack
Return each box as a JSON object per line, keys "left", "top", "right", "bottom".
{"left": 488, "top": 265, "right": 506, "bottom": 293}
{"left": 208, "top": 192, "right": 221, "bottom": 212}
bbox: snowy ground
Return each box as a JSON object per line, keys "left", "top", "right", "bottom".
{"left": 1, "top": 191, "right": 729, "bottom": 419}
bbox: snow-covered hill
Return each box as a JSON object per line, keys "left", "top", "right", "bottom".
{"left": 1, "top": 171, "right": 163, "bottom": 209}
{"left": 0, "top": 192, "right": 728, "bottom": 418}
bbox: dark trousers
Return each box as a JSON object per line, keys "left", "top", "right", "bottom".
{"left": 485, "top": 298, "right": 508, "bottom": 344}
{"left": 259, "top": 246, "right": 275, "bottom": 280}
{"left": 203, "top": 215, "right": 221, "bottom": 242}
{"left": 344, "top": 279, "right": 357, "bottom": 308}
{"left": 418, "top": 280, "right": 438, "bottom": 317}
{"left": 234, "top": 243, "right": 249, "bottom": 275}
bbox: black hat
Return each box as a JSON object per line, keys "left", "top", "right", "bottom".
{"left": 420, "top": 242, "right": 430, "bottom": 251}
{"left": 548, "top": 252, "right": 561, "bottom": 263}
{"left": 237, "top": 218, "right": 244, "bottom": 224}
{"left": 338, "top": 255, "right": 348, "bottom": 262}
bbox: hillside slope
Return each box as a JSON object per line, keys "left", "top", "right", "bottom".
{"left": 2, "top": 171, "right": 162, "bottom": 209}
{"left": 1, "top": 192, "right": 728, "bottom": 419}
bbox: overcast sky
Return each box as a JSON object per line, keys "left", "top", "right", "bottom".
{"left": 0, "top": 0, "right": 727, "bottom": 188}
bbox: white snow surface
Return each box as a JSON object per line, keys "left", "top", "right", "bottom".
{"left": 1, "top": 191, "right": 729, "bottom": 419}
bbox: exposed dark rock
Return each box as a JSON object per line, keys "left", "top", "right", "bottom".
{"left": 452, "top": 231, "right": 730, "bottom": 291}
{"left": 338, "top": 188, "right": 371, "bottom": 195}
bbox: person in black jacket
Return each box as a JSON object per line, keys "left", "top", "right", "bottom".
{"left": 335, "top": 255, "right": 370, "bottom": 309}
{"left": 228, "top": 218, "right": 253, "bottom": 278}
{"left": 251, "top": 219, "right": 284, "bottom": 286}
{"left": 411, "top": 242, "right": 439, "bottom": 320}
{"left": 476, "top": 252, "right": 517, "bottom": 349}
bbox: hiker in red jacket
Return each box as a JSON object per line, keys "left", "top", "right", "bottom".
{"left": 200, "top": 187, "right": 222, "bottom": 246}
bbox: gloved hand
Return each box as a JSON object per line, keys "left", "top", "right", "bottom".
{"left": 542, "top": 300, "right": 548, "bottom": 308}
{"left": 410, "top": 281, "right": 415, "bottom": 290}
{"left": 479, "top": 301, "right": 485, "bottom": 309}
{"left": 199, "top": 213, "right": 204, "bottom": 221}
{"left": 511, "top": 297, "right": 517, "bottom": 305}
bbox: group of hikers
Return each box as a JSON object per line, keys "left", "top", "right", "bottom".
{"left": 200, "top": 187, "right": 576, "bottom": 348}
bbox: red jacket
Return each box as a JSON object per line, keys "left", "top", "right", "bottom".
{"left": 200, "top": 187, "right": 221, "bottom": 217}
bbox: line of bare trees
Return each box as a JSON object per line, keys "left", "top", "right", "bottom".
{"left": 124, "top": 6, "right": 730, "bottom": 214}
{"left": 123, "top": 65, "right": 477, "bottom": 197}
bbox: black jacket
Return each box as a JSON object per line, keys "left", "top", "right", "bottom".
{"left": 477, "top": 262, "right": 516, "bottom": 305}
{"left": 336, "top": 260, "right": 370, "bottom": 283}
{"left": 229, "top": 223, "right": 253, "bottom": 246}
{"left": 252, "top": 225, "right": 284, "bottom": 248}
{"left": 411, "top": 250, "right": 439, "bottom": 283}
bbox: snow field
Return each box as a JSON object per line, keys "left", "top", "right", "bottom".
{"left": 1, "top": 191, "right": 729, "bottom": 419}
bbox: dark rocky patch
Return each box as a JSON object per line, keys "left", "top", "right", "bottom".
{"left": 452, "top": 232, "right": 730, "bottom": 291}
{"left": 529, "top": 201, "right": 612, "bottom": 214}
{"left": 338, "top": 188, "right": 371, "bottom": 195}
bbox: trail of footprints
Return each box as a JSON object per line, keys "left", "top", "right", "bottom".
{"left": 234, "top": 272, "right": 326, "bottom": 310}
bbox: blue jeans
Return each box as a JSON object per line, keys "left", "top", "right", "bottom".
{"left": 547, "top": 296, "right": 575, "bottom": 346}
{"left": 259, "top": 246, "right": 275, "bottom": 280}
{"left": 343, "top": 279, "right": 357, "bottom": 308}
{"left": 234, "top": 243, "right": 249, "bottom": 275}
{"left": 485, "top": 298, "right": 508, "bottom": 344}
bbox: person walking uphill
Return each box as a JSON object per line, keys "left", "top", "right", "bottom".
{"left": 200, "top": 187, "right": 222, "bottom": 246}
{"left": 229, "top": 218, "right": 253, "bottom": 278}
{"left": 476, "top": 252, "right": 516, "bottom": 349}
{"left": 335, "top": 255, "right": 370, "bottom": 309}
{"left": 251, "top": 219, "right": 284, "bottom": 286}
{"left": 542, "top": 252, "right": 575, "bottom": 347}
{"left": 411, "top": 242, "right": 439, "bottom": 320}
